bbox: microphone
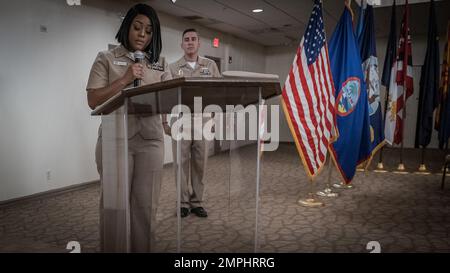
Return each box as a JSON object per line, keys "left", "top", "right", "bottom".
{"left": 133, "top": 50, "right": 145, "bottom": 87}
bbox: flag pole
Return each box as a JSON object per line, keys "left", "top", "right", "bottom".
{"left": 397, "top": 80, "right": 407, "bottom": 172}
{"left": 444, "top": 141, "right": 449, "bottom": 172}
{"left": 332, "top": 147, "right": 355, "bottom": 188}
{"left": 397, "top": 0, "right": 412, "bottom": 173}
{"left": 378, "top": 0, "right": 397, "bottom": 173}
{"left": 397, "top": 1, "right": 409, "bottom": 173}
{"left": 317, "top": 157, "right": 339, "bottom": 197}
{"left": 331, "top": 153, "right": 354, "bottom": 189}
{"left": 298, "top": 177, "right": 324, "bottom": 207}
{"left": 358, "top": 54, "right": 372, "bottom": 173}
{"left": 376, "top": 86, "right": 390, "bottom": 172}
{"left": 345, "top": 0, "right": 355, "bottom": 22}
{"left": 417, "top": 146, "right": 430, "bottom": 173}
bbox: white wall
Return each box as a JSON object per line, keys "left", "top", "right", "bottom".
{"left": 0, "top": 0, "right": 124, "bottom": 201}
{"left": 159, "top": 12, "right": 266, "bottom": 72}
{"left": 157, "top": 12, "right": 266, "bottom": 163}
{"left": 0, "top": 0, "right": 266, "bottom": 201}
{"left": 264, "top": 33, "right": 448, "bottom": 148}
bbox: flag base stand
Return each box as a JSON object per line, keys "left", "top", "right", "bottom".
{"left": 333, "top": 182, "right": 353, "bottom": 189}
{"left": 356, "top": 163, "right": 364, "bottom": 172}
{"left": 316, "top": 187, "right": 339, "bottom": 197}
{"left": 415, "top": 164, "right": 431, "bottom": 175}
{"left": 393, "top": 163, "right": 408, "bottom": 174}
{"left": 374, "top": 162, "right": 388, "bottom": 173}
{"left": 317, "top": 159, "right": 338, "bottom": 198}
{"left": 299, "top": 179, "right": 324, "bottom": 207}
{"left": 298, "top": 196, "right": 324, "bottom": 207}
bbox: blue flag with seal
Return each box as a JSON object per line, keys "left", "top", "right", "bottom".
{"left": 357, "top": 4, "right": 385, "bottom": 161}
{"left": 329, "top": 5, "right": 372, "bottom": 183}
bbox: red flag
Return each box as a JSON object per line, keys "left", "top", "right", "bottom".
{"left": 281, "top": 0, "right": 336, "bottom": 178}
{"left": 395, "top": 0, "right": 414, "bottom": 144}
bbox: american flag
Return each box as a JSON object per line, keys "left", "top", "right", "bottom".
{"left": 281, "top": 0, "right": 336, "bottom": 178}
{"left": 385, "top": 0, "right": 413, "bottom": 145}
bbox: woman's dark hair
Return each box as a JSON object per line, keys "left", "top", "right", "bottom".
{"left": 115, "top": 3, "right": 162, "bottom": 63}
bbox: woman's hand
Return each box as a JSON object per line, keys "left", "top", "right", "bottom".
{"left": 121, "top": 63, "right": 145, "bottom": 86}
{"left": 87, "top": 63, "right": 146, "bottom": 110}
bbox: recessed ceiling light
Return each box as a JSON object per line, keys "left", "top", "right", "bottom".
{"left": 252, "top": 8, "right": 263, "bottom": 13}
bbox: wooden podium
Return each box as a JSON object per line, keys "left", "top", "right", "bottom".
{"left": 92, "top": 77, "right": 281, "bottom": 253}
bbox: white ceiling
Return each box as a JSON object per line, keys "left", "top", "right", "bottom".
{"left": 140, "top": 0, "right": 450, "bottom": 46}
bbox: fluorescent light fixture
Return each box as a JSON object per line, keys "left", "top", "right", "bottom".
{"left": 252, "top": 8, "right": 263, "bottom": 13}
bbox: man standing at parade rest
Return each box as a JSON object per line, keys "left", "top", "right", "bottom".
{"left": 165, "top": 28, "right": 221, "bottom": 218}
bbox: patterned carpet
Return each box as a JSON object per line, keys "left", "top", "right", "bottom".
{"left": 1, "top": 144, "right": 449, "bottom": 253}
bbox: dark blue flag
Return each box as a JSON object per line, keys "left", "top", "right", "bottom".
{"left": 329, "top": 6, "right": 372, "bottom": 183}
{"left": 358, "top": 4, "right": 385, "bottom": 158}
{"left": 355, "top": 1, "right": 366, "bottom": 42}
{"left": 381, "top": 0, "right": 397, "bottom": 88}
{"left": 415, "top": 0, "right": 440, "bottom": 148}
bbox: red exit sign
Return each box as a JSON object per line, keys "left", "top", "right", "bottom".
{"left": 213, "top": 38, "right": 220, "bottom": 48}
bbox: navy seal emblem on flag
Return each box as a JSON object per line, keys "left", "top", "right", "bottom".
{"left": 336, "top": 77, "right": 360, "bottom": 116}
